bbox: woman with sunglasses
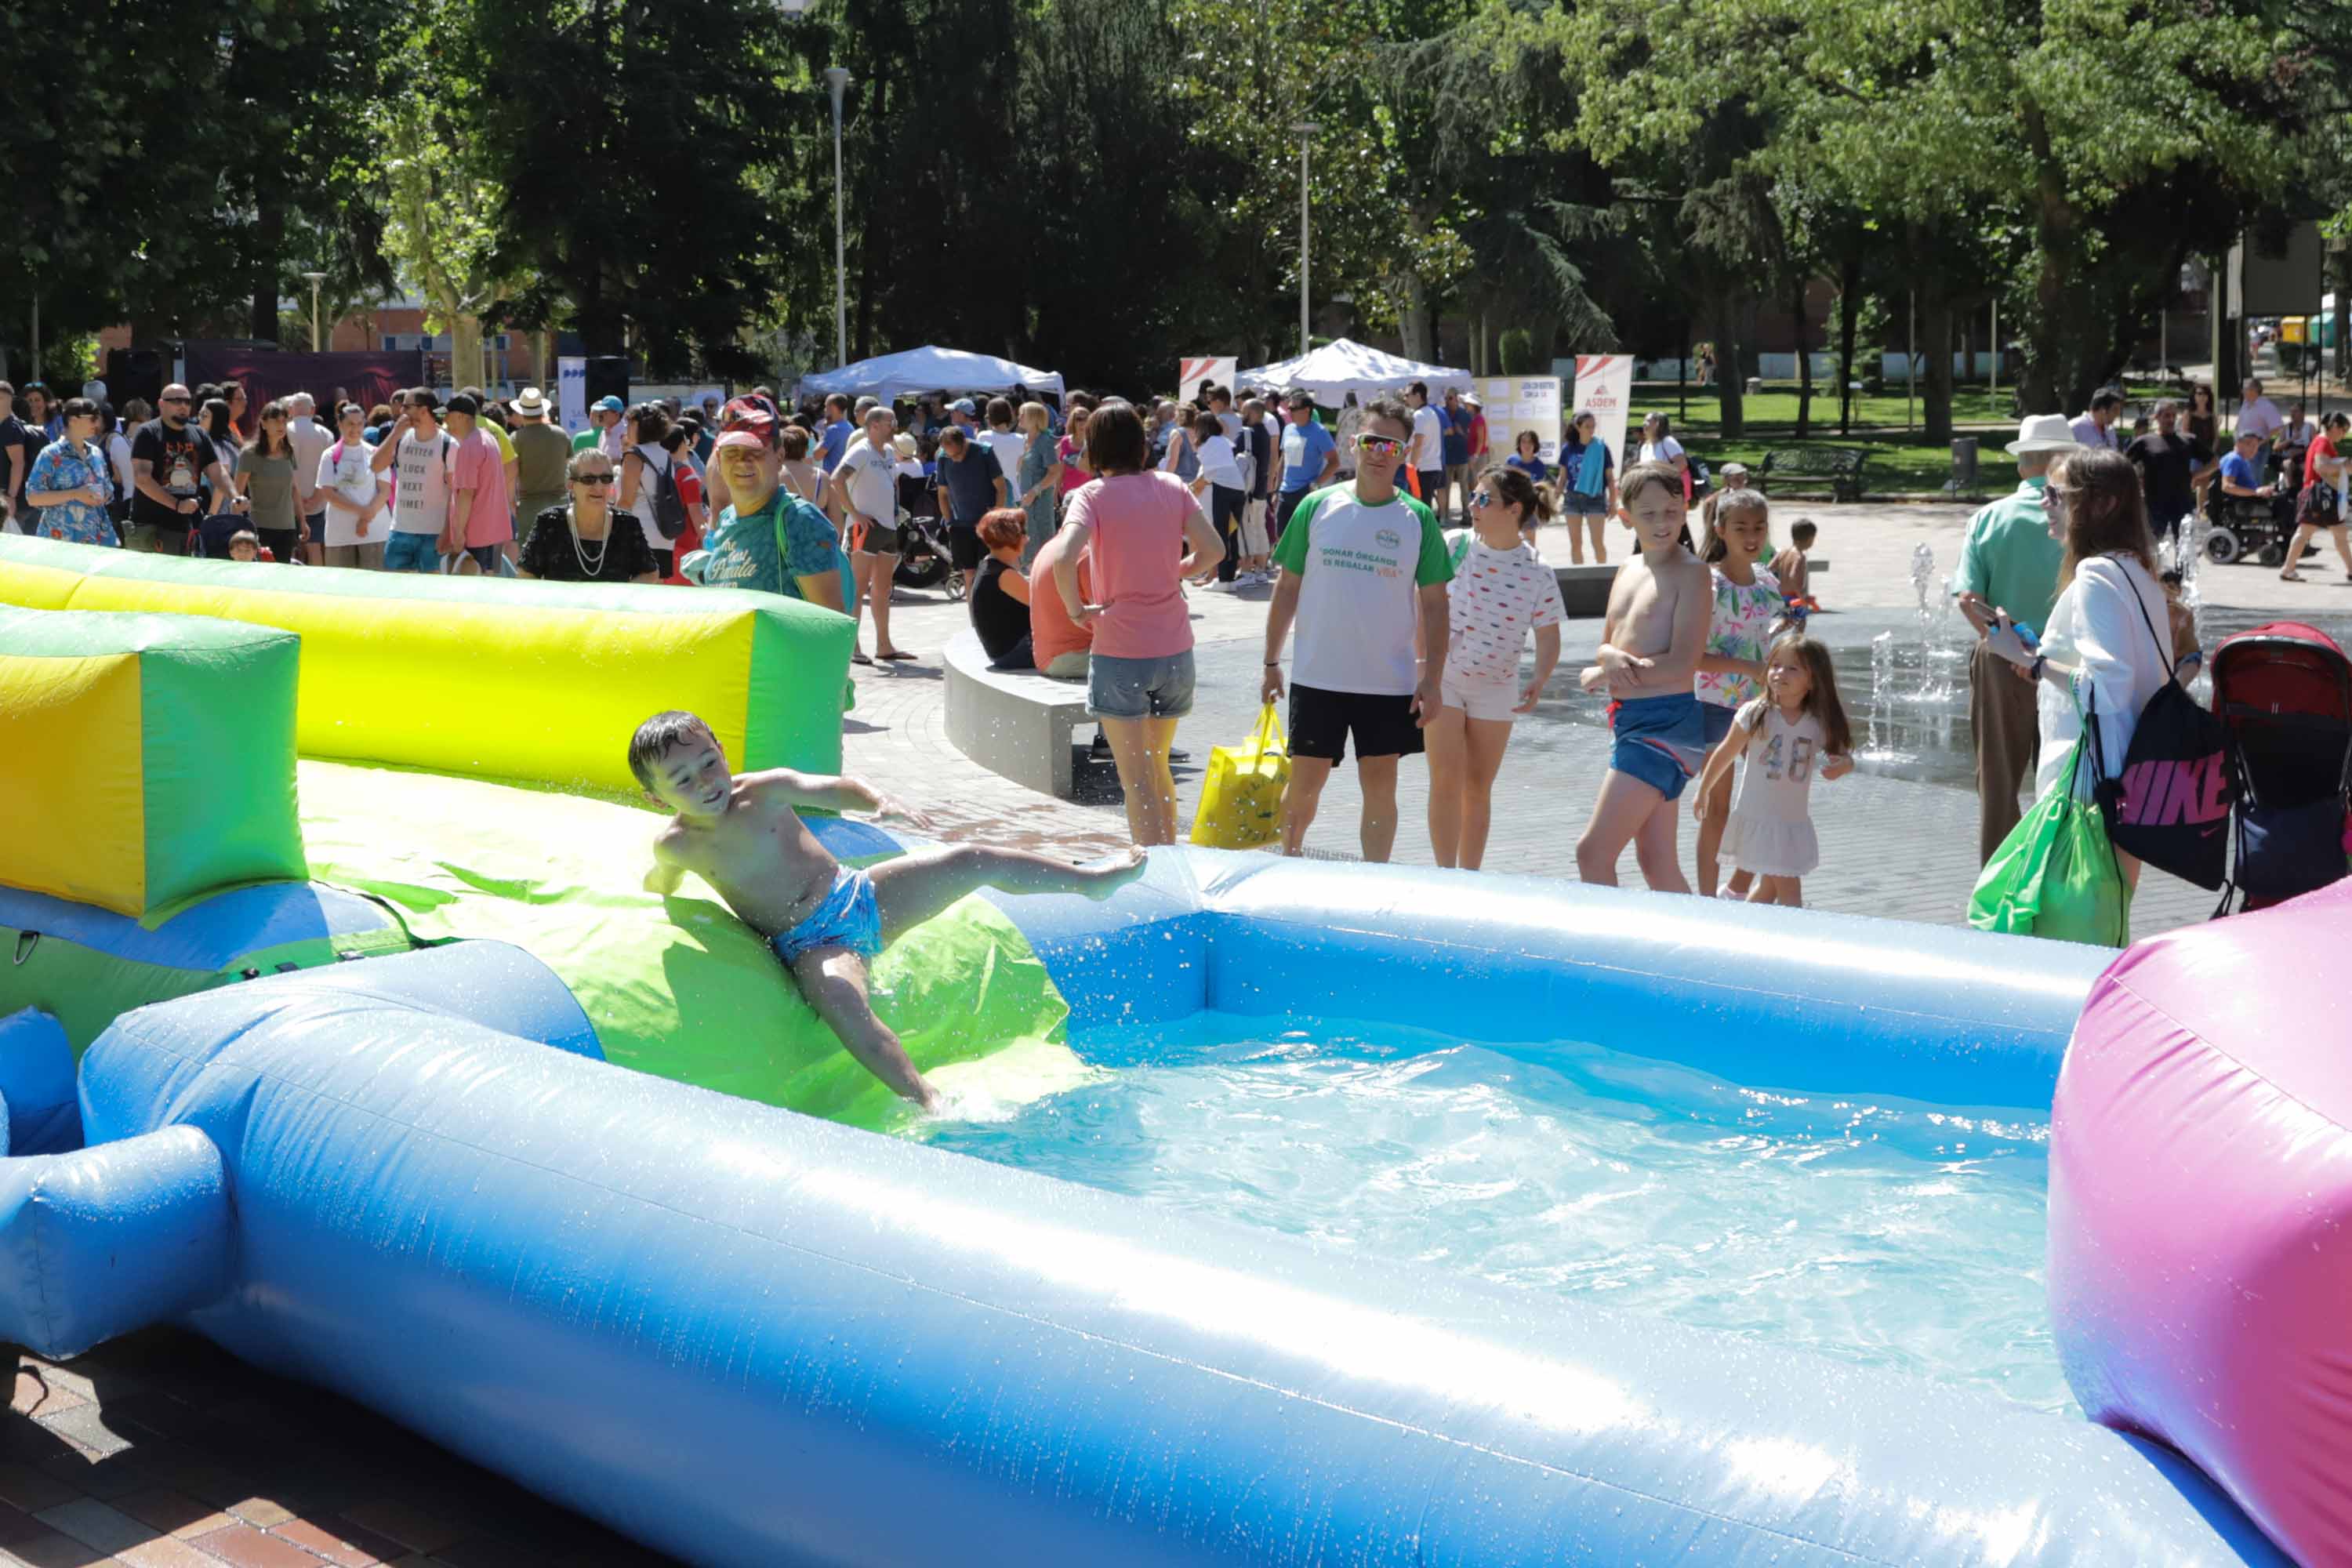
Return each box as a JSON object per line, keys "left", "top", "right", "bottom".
{"left": 1982, "top": 448, "right": 2172, "bottom": 893}
{"left": 516, "top": 449, "right": 659, "bottom": 583}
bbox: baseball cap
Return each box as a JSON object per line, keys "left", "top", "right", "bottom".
{"left": 716, "top": 396, "right": 778, "bottom": 449}
{"left": 593, "top": 394, "right": 626, "bottom": 414}
{"left": 950, "top": 397, "right": 977, "bottom": 415}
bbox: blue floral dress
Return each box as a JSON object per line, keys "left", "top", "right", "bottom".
{"left": 25, "top": 437, "right": 117, "bottom": 546}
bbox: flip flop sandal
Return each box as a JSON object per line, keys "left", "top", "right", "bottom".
{"left": 878, "top": 650, "right": 917, "bottom": 661}
{"left": 851, "top": 652, "right": 877, "bottom": 665}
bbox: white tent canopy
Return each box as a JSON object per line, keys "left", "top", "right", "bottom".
{"left": 797, "top": 346, "right": 1063, "bottom": 401}
{"left": 1236, "top": 338, "right": 1473, "bottom": 404}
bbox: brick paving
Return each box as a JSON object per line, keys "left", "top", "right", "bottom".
{"left": 0, "top": 1331, "right": 673, "bottom": 1567}
{"left": 26, "top": 503, "right": 2341, "bottom": 1564}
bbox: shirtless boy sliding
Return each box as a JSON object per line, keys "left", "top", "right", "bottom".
{"left": 1573, "top": 461, "right": 1712, "bottom": 891}
{"left": 630, "top": 710, "right": 1145, "bottom": 1111}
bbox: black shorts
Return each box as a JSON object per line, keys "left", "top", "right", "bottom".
{"left": 947, "top": 524, "right": 982, "bottom": 572}
{"left": 1417, "top": 470, "right": 1448, "bottom": 508}
{"left": 255, "top": 527, "right": 301, "bottom": 563}
{"left": 1289, "top": 682, "right": 1423, "bottom": 763}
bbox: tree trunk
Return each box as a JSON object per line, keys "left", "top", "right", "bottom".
{"left": 1837, "top": 253, "right": 1860, "bottom": 437}
{"left": 1399, "top": 270, "right": 1436, "bottom": 363}
{"left": 1714, "top": 290, "right": 1745, "bottom": 440}
{"left": 1791, "top": 270, "right": 1813, "bottom": 441}
{"left": 2017, "top": 100, "right": 2076, "bottom": 413}
{"left": 448, "top": 312, "right": 485, "bottom": 394}
{"left": 1920, "top": 285, "right": 1954, "bottom": 445}
{"left": 249, "top": 196, "right": 285, "bottom": 345}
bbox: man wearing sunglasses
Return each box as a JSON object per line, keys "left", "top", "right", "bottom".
{"left": 1261, "top": 396, "right": 1454, "bottom": 861}
{"left": 1274, "top": 390, "right": 1337, "bottom": 543}
{"left": 127, "top": 383, "right": 239, "bottom": 554}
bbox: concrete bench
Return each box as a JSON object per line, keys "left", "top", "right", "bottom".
{"left": 1553, "top": 559, "right": 1831, "bottom": 617}
{"left": 943, "top": 628, "right": 1091, "bottom": 797}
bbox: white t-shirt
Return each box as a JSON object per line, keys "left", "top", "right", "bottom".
{"left": 317, "top": 440, "right": 383, "bottom": 547}
{"left": 105, "top": 431, "right": 134, "bottom": 502}
{"left": 1270, "top": 484, "right": 1453, "bottom": 695}
{"left": 837, "top": 437, "right": 899, "bottom": 521}
{"left": 2034, "top": 554, "right": 2173, "bottom": 803}
{"left": 1193, "top": 434, "right": 1244, "bottom": 491}
{"left": 1640, "top": 435, "right": 1686, "bottom": 466}
{"left": 390, "top": 428, "right": 452, "bottom": 535}
{"left": 287, "top": 416, "right": 334, "bottom": 512}
{"left": 2236, "top": 397, "right": 2285, "bottom": 443}
{"left": 1410, "top": 404, "right": 1445, "bottom": 471}
{"left": 1446, "top": 536, "right": 1567, "bottom": 686}
{"left": 980, "top": 429, "right": 1026, "bottom": 488}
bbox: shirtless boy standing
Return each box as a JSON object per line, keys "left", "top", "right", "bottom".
{"left": 631, "top": 710, "right": 1145, "bottom": 1111}
{"left": 1573, "top": 461, "right": 1713, "bottom": 890}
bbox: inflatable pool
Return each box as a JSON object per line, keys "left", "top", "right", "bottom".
{"left": 0, "top": 537, "right": 2332, "bottom": 1566}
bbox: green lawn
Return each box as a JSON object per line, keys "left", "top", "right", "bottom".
{"left": 1633, "top": 381, "right": 2034, "bottom": 496}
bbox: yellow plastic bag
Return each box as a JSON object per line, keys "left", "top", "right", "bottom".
{"left": 1189, "top": 704, "right": 1290, "bottom": 849}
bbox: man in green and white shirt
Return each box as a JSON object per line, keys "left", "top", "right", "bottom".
{"left": 1261, "top": 395, "right": 1454, "bottom": 862}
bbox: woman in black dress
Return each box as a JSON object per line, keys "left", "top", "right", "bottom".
{"left": 517, "top": 449, "right": 660, "bottom": 583}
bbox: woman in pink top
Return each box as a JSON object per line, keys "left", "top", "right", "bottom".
{"left": 1053, "top": 400, "right": 1223, "bottom": 846}
{"left": 1056, "top": 404, "right": 1094, "bottom": 499}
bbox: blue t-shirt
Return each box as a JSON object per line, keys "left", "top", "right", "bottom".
{"left": 820, "top": 419, "right": 852, "bottom": 470}
{"left": 691, "top": 489, "right": 855, "bottom": 608}
{"left": 1441, "top": 408, "right": 1468, "bottom": 466}
{"left": 1505, "top": 454, "right": 1550, "bottom": 485}
{"left": 938, "top": 442, "right": 1002, "bottom": 524}
{"left": 1279, "top": 418, "right": 1336, "bottom": 492}
{"left": 2220, "top": 452, "right": 2263, "bottom": 492}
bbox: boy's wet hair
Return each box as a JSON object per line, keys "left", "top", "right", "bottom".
{"left": 1617, "top": 459, "right": 1682, "bottom": 507}
{"left": 1790, "top": 519, "right": 1818, "bottom": 545}
{"left": 629, "top": 710, "right": 718, "bottom": 790}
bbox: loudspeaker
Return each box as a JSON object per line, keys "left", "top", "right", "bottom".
{"left": 107, "top": 349, "right": 167, "bottom": 411}
{"left": 584, "top": 357, "right": 630, "bottom": 409}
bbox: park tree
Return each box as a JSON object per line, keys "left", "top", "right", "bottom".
{"left": 1547, "top": 0, "right": 2306, "bottom": 412}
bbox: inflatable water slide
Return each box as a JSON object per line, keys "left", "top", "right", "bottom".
{"left": 2, "top": 533, "right": 2343, "bottom": 1566}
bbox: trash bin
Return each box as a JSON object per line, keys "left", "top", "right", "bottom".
{"left": 1951, "top": 436, "right": 1980, "bottom": 491}
{"left": 1745, "top": 376, "right": 1763, "bottom": 397}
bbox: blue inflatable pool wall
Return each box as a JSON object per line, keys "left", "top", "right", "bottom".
{"left": 19, "top": 844, "right": 2285, "bottom": 1566}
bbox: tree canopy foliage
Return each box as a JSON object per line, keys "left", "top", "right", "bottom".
{"left": 5, "top": 0, "right": 2342, "bottom": 399}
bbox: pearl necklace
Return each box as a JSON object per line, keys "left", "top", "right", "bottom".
{"left": 568, "top": 505, "right": 611, "bottom": 579}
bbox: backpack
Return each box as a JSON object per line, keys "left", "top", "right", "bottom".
{"left": 647, "top": 450, "right": 688, "bottom": 540}
{"left": 2091, "top": 560, "right": 2230, "bottom": 890}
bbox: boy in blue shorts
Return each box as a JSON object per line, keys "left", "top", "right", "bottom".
{"left": 1574, "top": 461, "right": 1712, "bottom": 891}
{"left": 632, "top": 710, "right": 1145, "bottom": 1111}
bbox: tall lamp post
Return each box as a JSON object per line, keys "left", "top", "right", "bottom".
{"left": 826, "top": 68, "right": 851, "bottom": 370}
{"left": 1294, "top": 122, "right": 1318, "bottom": 358}
{"left": 303, "top": 272, "right": 328, "bottom": 352}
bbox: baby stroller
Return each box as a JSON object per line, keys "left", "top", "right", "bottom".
{"left": 2212, "top": 621, "right": 2352, "bottom": 913}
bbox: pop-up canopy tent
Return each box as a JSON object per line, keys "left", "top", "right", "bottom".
{"left": 797, "top": 346, "right": 1064, "bottom": 401}
{"left": 1237, "top": 338, "right": 1473, "bottom": 405}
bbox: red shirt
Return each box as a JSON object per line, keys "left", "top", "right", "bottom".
{"left": 660, "top": 465, "right": 707, "bottom": 585}
{"left": 2307, "top": 435, "right": 2338, "bottom": 491}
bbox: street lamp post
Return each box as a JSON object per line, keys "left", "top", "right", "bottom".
{"left": 1294, "top": 122, "right": 1318, "bottom": 358}
{"left": 825, "top": 68, "right": 851, "bottom": 370}
{"left": 303, "top": 272, "right": 328, "bottom": 352}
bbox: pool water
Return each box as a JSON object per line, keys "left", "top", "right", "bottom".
{"left": 924, "top": 1014, "right": 2071, "bottom": 1414}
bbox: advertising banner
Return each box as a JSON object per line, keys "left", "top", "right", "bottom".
{"left": 1475, "top": 376, "right": 1564, "bottom": 468}
{"left": 1570, "top": 354, "right": 1634, "bottom": 468}
{"left": 1178, "top": 356, "right": 1237, "bottom": 405}
{"left": 557, "top": 358, "right": 589, "bottom": 433}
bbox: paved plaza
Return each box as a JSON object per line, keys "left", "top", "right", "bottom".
{"left": 842, "top": 499, "right": 2337, "bottom": 938}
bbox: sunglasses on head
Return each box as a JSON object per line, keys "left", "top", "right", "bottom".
{"left": 1356, "top": 434, "right": 1403, "bottom": 456}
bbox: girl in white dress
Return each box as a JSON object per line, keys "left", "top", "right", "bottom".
{"left": 1693, "top": 633, "right": 1856, "bottom": 907}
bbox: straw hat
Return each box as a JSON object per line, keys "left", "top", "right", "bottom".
{"left": 511, "top": 387, "right": 553, "bottom": 419}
